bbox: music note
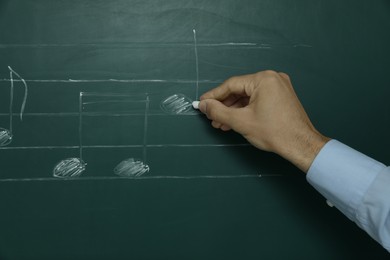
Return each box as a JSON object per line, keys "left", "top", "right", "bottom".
{"left": 160, "top": 93, "right": 195, "bottom": 115}
{"left": 53, "top": 92, "right": 150, "bottom": 178}
{"left": 114, "top": 94, "right": 150, "bottom": 177}
{"left": 160, "top": 30, "right": 199, "bottom": 115}
{"left": 52, "top": 92, "right": 86, "bottom": 178}
{"left": 0, "top": 66, "right": 28, "bottom": 147}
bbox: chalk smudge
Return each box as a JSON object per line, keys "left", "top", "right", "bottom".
{"left": 160, "top": 94, "right": 195, "bottom": 114}
{"left": 0, "top": 128, "right": 12, "bottom": 146}
{"left": 114, "top": 158, "right": 149, "bottom": 177}
{"left": 53, "top": 158, "right": 86, "bottom": 178}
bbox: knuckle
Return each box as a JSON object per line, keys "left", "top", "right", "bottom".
{"left": 211, "top": 121, "right": 221, "bottom": 129}
{"left": 278, "top": 72, "right": 290, "bottom": 81}
{"left": 225, "top": 76, "right": 239, "bottom": 87}
{"left": 254, "top": 70, "right": 280, "bottom": 84}
{"left": 262, "top": 70, "right": 278, "bottom": 77}
{"left": 227, "top": 75, "right": 240, "bottom": 82}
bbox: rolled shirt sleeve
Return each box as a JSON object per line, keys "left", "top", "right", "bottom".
{"left": 307, "top": 140, "right": 390, "bottom": 252}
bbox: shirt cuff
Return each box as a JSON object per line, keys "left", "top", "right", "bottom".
{"left": 306, "top": 139, "right": 386, "bottom": 221}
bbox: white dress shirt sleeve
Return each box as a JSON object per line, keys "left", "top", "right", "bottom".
{"left": 307, "top": 139, "right": 390, "bottom": 252}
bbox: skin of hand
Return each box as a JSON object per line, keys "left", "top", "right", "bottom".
{"left": 199, "top": 70, "right": 330, "bottom": 173}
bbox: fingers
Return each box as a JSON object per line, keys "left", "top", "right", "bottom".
{"left": 200, "top": 71, "right": 288, "bottom": 102}
{"left": 199, "top": 99, "right": 241, "bottom": 132}
{"left": 211, "top": 121, "right": 231, "bottom": 131}
{"left": 200, "top": 75, "right": 251, "bottom": 101}
{"left": 197, "top": 70, "right": 291, "bottom": 134}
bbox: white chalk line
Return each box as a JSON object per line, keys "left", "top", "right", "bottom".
{"left": 142, "top": 96, "right": 150, "bottom": 163}
{"left": 0, "top": 79, "right": 222, "bottom": 84}
{"left": 0, "top": 42, "right": 313, "bottom": 50}
{"left": 0, "top": 112, "right": 201, "bottom": 117}
{"left": 0, "top": 174, "right": 286, "bottom": 183}
{"left": 193, "top": 29, "right": 200, "bottom": 100}
{"left": 7, "top": 67, "right": 28, "bottom": 122}
{"left": 0, "top": 43, "right": 312, "bottom": 49}
{"left": 0, "top": 143, "right": 251, "bottom": 150}
{"left": 0, "top": 43, "right": 259, "bottom": 48}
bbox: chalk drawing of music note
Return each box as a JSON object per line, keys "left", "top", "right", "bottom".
{"left": 0, "top": 66, "right": 28, "bottom": 147}
{"left": 53, "top": 92, "right": 150, "bottom": 178}
{"left": 52, "top": 92, "right": 86, "bottom": 178}
{"left": 160, "top": 93, "right": 195, "bottom": 114}
{"left": 160, "top": 29, "right": 199, "bottom": 115}
{"left": 113, "top": 93, "right": 150, "bottom": 177}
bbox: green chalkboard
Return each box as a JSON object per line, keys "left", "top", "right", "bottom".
{"left": 0, "top": 0, "right": 389, "bottom": 259}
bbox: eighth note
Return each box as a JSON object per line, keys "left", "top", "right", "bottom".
{"left": 53, "top": 92, "right": 150, "bottom": 178}
{"left": 53, "top": 92, "right": 87, "bottom": 178}
{"left": 0, "top": 66, "right": 28, "bottom": 147}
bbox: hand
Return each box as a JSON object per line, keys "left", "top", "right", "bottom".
{"left": 199, "top": 70, "right": 330, "bottom": 172}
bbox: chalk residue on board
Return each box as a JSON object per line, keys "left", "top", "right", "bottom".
{"left": 53, "top": 158, "right": 86, "bottom": 178}
{"left": 0, "top": 128, "right": 12, "bottom": 147}
{"left": 114, "top": 158, "right": 149, "bottom": 177}
{"left": 160, "top": 94, "right": 195, "bottom": 114}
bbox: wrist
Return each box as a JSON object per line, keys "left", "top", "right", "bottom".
{"left": 278, "top": 130, "right": 330, "bottom": 173}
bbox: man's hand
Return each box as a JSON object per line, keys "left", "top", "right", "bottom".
{"left": 199, "top": 70, "right": 330, "bottom": 173}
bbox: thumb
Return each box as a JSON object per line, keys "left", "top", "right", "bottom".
{"left": 199, "top": 99, "right": 241, "bottom": 130}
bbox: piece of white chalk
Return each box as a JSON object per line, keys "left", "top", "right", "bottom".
{"left": 192, "top": 101, "right": 200, "bottom": 109}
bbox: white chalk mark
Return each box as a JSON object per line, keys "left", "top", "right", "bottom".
{"left": 53, "top": 158, "right": 86, "bottom": 178}
{"left": 51, "top": 93, "right": 86, "bottom": 178}
{"left": 0, "top": 128, "right": 12, "bottom": 146}
{"left": 0, "top": 174, "right": 285, "bottom": 183}
{"left": 0, "top": 111, "right": 201, "bottom": 117}
{"left": 200, "top": 43, "right": 258, "bottom": 47}
{"left": 0, "top": 143, "right": 251, "bottom": 150}
{"left": 111, "top": 93, "right": 150, "bottom": 177}
{"left": 199, "top": 59, "right": 248, "bottom": 70}
{"left": 80, "top": 92, "right": 149, "bottom": 98}
{"left": 0, "top": 42, "right": 310, "bottom": 49}
{"left": 82, "top": 100, "right": 147, "bottom": 106}
{"left": 78, "top": 92, "right": 84, "bottom": 162}
{"left": 193, "top": 29, "right": 200, "bottom": 100}
{"left": 114, "top": 158, "right": 150, "bottom": 177}
{"left": 0, "top": 66, "right": 15, "bottom": 146}
{"left": 49, "top": 92, "right": 152, "bottom": 179}
{"left": 8, "top": 68, "right": 14, "bottom": 133}
{"left": 0, "top": 43, "right": 257, "bottom": 48}
{"left": 8, "top": 66, "right": 28, "bottom": 121}
{"left": 0, "top": 79, "right": 221, "bottom": 84}
{"left": 143, "top": 96, "right": 150, "bottom": 164}
{"left": 0, "top": 66, "right": 29, "bottom": 146}
{"left": 160, "top": 94, "right": 195, "bottom": 114}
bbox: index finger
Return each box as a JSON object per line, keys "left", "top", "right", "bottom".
{"left": 200, "top": 74, "right": 253, "bottom": 101}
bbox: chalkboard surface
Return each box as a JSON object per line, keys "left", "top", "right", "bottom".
{"left": 0, "top": 0, "right": 389, "bottom": 259}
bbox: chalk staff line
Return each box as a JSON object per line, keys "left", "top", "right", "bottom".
{"left": 0, "top": 143, "right": 251, "bottom": 150}
{"left": 0, "top": 174, "right": 286, "bottom": 183}
{"left": 0, "top": 43, "right": 312, "bottom": 48}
